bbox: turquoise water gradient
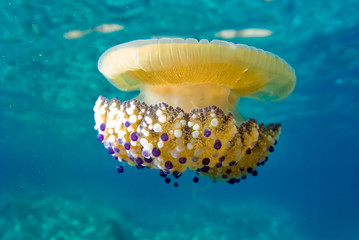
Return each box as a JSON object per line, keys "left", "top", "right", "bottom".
{"left": 1, "top": 0, "right": 359, "bottom": 239}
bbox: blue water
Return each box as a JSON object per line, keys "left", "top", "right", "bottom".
{"left": 1, "top": 0, "right": 358, "bottom": 239}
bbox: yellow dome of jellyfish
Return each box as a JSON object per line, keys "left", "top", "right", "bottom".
{"left": 94, "top": 38, "right": 295, "bottom": 186}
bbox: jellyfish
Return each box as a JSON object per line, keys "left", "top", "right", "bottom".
{"left": 93, "top": 38, "right": 295, "bottom": 184}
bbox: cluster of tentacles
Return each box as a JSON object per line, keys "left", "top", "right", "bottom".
{"left": 94, "top": 96, "right": 280, "bottom": 184}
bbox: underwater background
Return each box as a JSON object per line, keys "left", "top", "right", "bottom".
{"left": 1, "top": 0, "right": 358, "bottom": 239}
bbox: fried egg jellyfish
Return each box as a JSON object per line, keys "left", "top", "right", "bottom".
{"left": 94, "top": 38, "right": 295, "bottom": 185}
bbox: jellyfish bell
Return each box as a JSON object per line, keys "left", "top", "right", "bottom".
{"left": 98, "top": 39, "right": 295, "bottom": 118}
{"left": 94, "top": 38, "right": 295, "bottom": 184}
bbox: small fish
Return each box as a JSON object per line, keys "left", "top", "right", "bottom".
{"left": 63, "top": 24, "right": 124, "bottom": 39}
